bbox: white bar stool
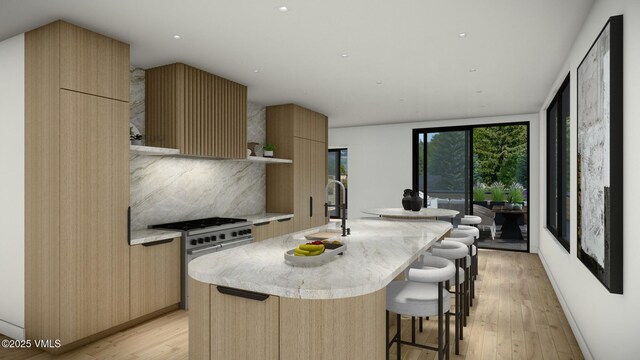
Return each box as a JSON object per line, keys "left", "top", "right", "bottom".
{"left": 429, "top": 240, "right": 468, "bottom": 355}
{"left": 386, "top": 256, "right": 455, "bottom": 360}
{"left": 446, "top": 232, "right": 477, "bottom": 305}
{"left": 452, "top": 226, "right": 480, "bottom": 292}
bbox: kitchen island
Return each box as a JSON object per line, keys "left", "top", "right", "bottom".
{"left": 188, "top": 217, "right": 452, "bottom": 360}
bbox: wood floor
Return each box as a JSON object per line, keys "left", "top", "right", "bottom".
{"left": 388, "top": 250, "right": 583, "bottom": 360}
{"left": 1, "top": 250, "right": 582, "bottom": 360}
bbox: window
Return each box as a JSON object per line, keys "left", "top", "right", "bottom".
{"left": 327, "top": 149, "right": 348, "bottom": 218}
{"left": 546, "top": 74, "right": 570, "bottom": 250}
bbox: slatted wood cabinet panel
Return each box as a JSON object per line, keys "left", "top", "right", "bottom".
{"left": 25, "top": 20, "right": 131, "bottom": 348}
{"left": 145, "top": 63, "right": 247, "bottom": 158}
{"left": 252, "top": 222, "right": 273, "bottom": 242}
{"left": 130, "top": 238, "right": 181, "bottom": 319}
{"left": 266, "top": 104, "right": 328, "bottom": 232}
{"left": 25, "top": 20, "right": 62, "bottom": 343}
{"left": 59, "top": 90, "right": 130, "bottom": 344}
{"left": 59, "top": 21, "right": 130, "bottom": 102}
{"left": 210, "top": 287, "right": 280, "bottom": 360}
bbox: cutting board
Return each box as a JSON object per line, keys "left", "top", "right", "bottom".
{"left": 304, "top": 232, "right": 341, "bottom": 240}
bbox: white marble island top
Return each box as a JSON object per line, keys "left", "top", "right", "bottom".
{"left": 362, "top": 207, "right": 459, "bottom": 219}
{"left": 188, "top": 218, "right": 452, "bottom": 299}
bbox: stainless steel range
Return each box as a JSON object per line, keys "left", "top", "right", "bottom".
{"left": 151, "top": 217, "right": 253, "bottom": 309}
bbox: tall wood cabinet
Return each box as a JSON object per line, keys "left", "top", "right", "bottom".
{"left": 25, "top": 20, "right": 130, "bottom": 346}
{"left": 145, "top": 63, "right": 247, "bottom": 159}
{"left": 266, "top": 104, "right": 328, "bottom": 232}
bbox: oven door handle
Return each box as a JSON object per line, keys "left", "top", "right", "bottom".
{"left": 188, "top": 245, "right": 222, "bottom": 255}
{"left": 218, "top": 238, "right": 253, "bottom": 249}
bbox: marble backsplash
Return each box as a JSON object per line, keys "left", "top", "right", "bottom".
{"left": 130, "top": 154, "right": 265, "bottom": 230}
{"left": 129, "top": 66, "right": 268, "bottom": 229}
{"left": 130, "top": 67, "right": 145, "bottom": 136}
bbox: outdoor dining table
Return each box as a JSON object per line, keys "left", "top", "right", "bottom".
{"left": 492, "top": 208, "right": 526, "bottom": 240}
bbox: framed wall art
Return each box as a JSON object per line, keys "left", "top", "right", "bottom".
{"left": 577, "top": 15, "right": 623, "bottom": 294}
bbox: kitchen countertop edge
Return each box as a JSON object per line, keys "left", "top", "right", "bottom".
{"left": 241, "top": 213, "right": 294, "bottom": 224}
{"left": 130, "top": 229, "right": 182, "bottom": 246}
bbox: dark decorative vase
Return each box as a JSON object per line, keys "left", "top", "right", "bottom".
{"left": 402, "top": 189, "right": 413, "bottom": 210}
{"left": 410, "top": 191, "right": 422, "bottom": 211}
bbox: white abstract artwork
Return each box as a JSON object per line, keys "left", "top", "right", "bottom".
{"left": 576, "top": 15, "right": 624, "bottom": 294}
{"left": 577, "top": 24, "right": 610, "bottom": 269}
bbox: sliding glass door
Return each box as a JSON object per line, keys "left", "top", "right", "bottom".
{"left": 417, "top": 130, "right": 471, "bottom": 215}
{"left": 414, "top": 123, "right": 530, "bottom": 252}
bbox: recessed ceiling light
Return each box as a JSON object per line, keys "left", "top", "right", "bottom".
{"left": 278, "top": 6, "right": 288, "bottom": 12}
{"left": 173, "top": 34, "right": 181, "bottom": 40}
{"left": 458, "top": 33, "right": 467, "bottom": 38}
{"left": 376, "top": 81, "right": 383, "bottom": 85}
{"left": 400, "top": 99, "right": 404, "bottom": 102}
{"left": 253, "top": 69, "right": 260, "bottom": 73}
{"left": 341, "top": 54, "right": 349, "bottom": 58}
{"left": 476, "top": 90, "right": 483, "bottom": 94}
{"left": 469, "top": 68, "right": 477, "bottom": 72}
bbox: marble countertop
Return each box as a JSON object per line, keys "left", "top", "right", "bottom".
{"left": 188, "top": 217, "right": 452, "bottom": 299}
{"left": 362, "top": 208, "right": 459, "bottom": 219}
{"left": 130, "top": 228, "right": 182, "bottom": 246}
{"left": 240, "top": 213, "right": 294, "bottom": 224}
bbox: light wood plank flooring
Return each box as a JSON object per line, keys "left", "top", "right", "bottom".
{"left": 388, "top": 250, "right": 583, "bottom": 360}
{"left": 1, "top": 250, "right": 582, "bottom": 360}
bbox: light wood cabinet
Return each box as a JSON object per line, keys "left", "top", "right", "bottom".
{"left": 266, "top": 104, "right": 328, "bottom": 232}
{"left": 59, "top": 21, "right": 130, "bottom": 102}
{"left": 130, "top": 238, "right": 181, "bottom": 319}
{"left": 252, "top": 218, "right": 294, "bottom": 242}
{"left": 210, "top": 287, "right": 280, "bottom": 360}
{"left": 252, "top": 222, "right": 273, "bottom": 242}
{"left": 145, "top": 63, "right": 247, "bottom": 158}
{"left": 25, "top": 20, "right": 131, "bottom": 347}
{"left": 59, "top": 90, "right": 130, "bottom": 343}
{"left": 272, "top": 218, "right": 294, "bottom": 237}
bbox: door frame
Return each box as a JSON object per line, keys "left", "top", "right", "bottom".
{"left": 327, "top": 148, "right": 347, "bottom": 219}
{"left": 412, "top": 122, "right": 531, "bottom": 253}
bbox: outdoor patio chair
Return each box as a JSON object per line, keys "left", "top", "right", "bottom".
{"left": 472, "top": 204, "right": 496, "bottom": 240}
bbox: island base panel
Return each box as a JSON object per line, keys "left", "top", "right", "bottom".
{"left": 188, "top": 277, "right": 211, "bottom": 360}
{"left": 189, "top": 277, "right": 386, "bottom": 360}
{"left": 189, "top": 277, "right": 280, "bottom": 360}
{"left": 280, "top": 288, "right": 385, "bottom": 360}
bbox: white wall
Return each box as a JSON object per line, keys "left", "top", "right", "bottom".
{"left": 537, "top": 0, "right": 640, "bottom": 359}
{"left": 0, "top": 33, "right": 25, "bottom": 340}
{"left": 328, "top": 113, "right": 540, "bottom": 251}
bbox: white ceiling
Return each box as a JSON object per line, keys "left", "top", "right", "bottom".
{"left": 0, "top": 0, "right": 593, "bottom": 128}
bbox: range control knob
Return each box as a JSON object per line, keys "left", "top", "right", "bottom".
{"left": 198, "top": 238, "right": 204, "bottom": 244}
{"left": 205, "top": 237, "right": 211, "bottom": 242}
{"left": 190, "top": 239, "right": 197, "bottom": 246}
{"left": 247, "top": 228, "right": 252, "bottom": 234}
{"left": 232, "top": 231, "right": 238, "bottom": 237}
{"left": 211, "top": 235, "right": 217, "bottom": 241}
{"left": 220, "top": 234, "right": 226, "bottom": 240}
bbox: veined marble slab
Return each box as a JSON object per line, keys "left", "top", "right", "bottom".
{"left": 188, "top": 217, "right": 451, "bottom": 299}
{"left": 362, "top": 208, "right": 459, "bottom": 218}
{"left": 130, "top": 229, "right": 182, "bottom": 246}
{"left": 240, "top": 213, "right": 294, "bottom": 224}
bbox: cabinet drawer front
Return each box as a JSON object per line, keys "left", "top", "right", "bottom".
{"left": 252, "top": 222, "right": 273, "bottom": 242}
{"left": 272, "top": 218, "right": 293, "bottom": 237}
{"left": 130, "top": 238, "right": 181, "bottom": 318}
{"left": 59, "top": 22, "right": 130, "bottom": 101}
{"left": 210, "top": 286, "right": 279, "bottom": 359}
